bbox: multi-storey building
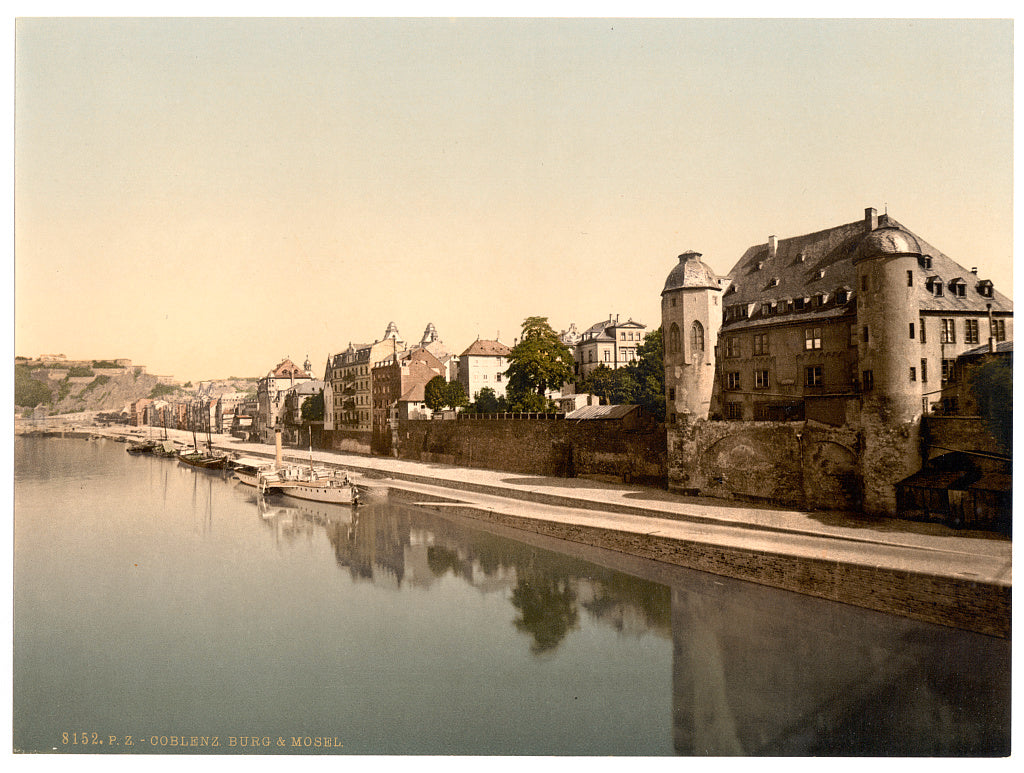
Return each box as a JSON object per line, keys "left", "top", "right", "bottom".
{"left": 255, "top": 357, "right": 314, "bottom": 442}
{"left": 371, "top": 347, "right": 446, "bottom": 450}
{"left": 458, "top": 338, "right": 511, "bottom": 402}
{"left": 278, "top": 379, "right": 324, "bottom": 446}
{"left": 324, "top": 324, "right": 406, "bottom": 434}
{"left": 575, "top": 315, "right": 648, "bottom": 380}
{"left": 215, "top": 392, "right": 250, "bottom": 434}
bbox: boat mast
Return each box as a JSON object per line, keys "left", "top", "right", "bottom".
{"left": 205, "top": 399, "right": 213, "bottom": 453}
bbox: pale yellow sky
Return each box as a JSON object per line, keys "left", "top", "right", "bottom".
{"left": 14, "top": 17, "right": 1014, "bottom": 382}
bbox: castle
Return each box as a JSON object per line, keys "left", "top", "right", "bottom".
{"left": 662, "top": 207, "right": 1012, "bottom": 516}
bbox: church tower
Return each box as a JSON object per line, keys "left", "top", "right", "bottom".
{"left": 662, "top": 251, "right": 723, "bottom": 421}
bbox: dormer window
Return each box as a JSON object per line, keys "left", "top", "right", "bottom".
{"left": 767, "top": 277, "right": 779, "bottom": 288}
{"left": 926, "top": 276, "right": 943, "bottom": 296}
{"left": 793, "top": 296, "right": 807, "bottom": 311}
{"left": 949, "top": 278, "right": 967, "bottom": 297}
{"left": 835, "top": 288, "right": 850, "bottom": 305}
{"left": 919, "top": 255, "right": 933, "bottom": 269}
{"left": 756, "top": 261, "right": 764, "bottom": 271}
{"left": 977, "top": 280, "right": 994, "bottom": 298}
{"left": 812, "top": 293, "right": 827, "bottom": 307}
{"left": 817, "top": 269, "right": 826, "bottom": 279}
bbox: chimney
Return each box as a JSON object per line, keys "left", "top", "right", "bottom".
{"left": 768, "top": 235, "right": 777, "bottom": 259}
{"left": 971, "top": 267, "right": 978, "bottom": 274}
{"left": 865, "top": 207, "right": 878, "bottom": 231}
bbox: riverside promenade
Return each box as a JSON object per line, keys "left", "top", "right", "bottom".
{"left": 57, "top": 424, "right": 1013, "bottom": 638}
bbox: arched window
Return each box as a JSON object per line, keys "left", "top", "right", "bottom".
{"left": 690, "top": 321, "right": 704, "bottom": 361}
{"left": 669, "top": 323, "right": 682, "bottom": 354}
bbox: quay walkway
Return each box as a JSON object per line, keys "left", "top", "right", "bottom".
{"left": 72, "top": 425, "right": 1013, "bottom": 637}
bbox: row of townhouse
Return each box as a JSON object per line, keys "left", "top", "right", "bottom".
{"left": 126, "top": 392, "right": 254, "bottom": 438}
{"left": 305, "top": 316, "right": 656, "bottom": 449}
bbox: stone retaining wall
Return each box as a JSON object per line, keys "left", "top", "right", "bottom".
{"left": 392, "top": 417, "right": 665, "bottom": 484}
{"left": 667, "top": 420, "right": 864, "bottom": 511}
{"left": 394, "top": 489, "right": 1009, "bottom": 639}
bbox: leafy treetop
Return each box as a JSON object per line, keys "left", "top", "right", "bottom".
{"left": 505, "top": 316, "right": 575, "bottom": 398}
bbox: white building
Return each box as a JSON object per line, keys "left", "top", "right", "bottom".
{"left": 458, "top": 338, "right": 511, "bottom": 401}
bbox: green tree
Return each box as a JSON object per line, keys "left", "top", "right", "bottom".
{"left": 14, "top": 365, "right": 52, "bottom": 407}
{"left": 301, "top": 390, "right": 325, "bottom": 421}
{"left": 466, "top": 386, "right": 509, "bottom": 414}
{"left": 626, "top": 327, "right": 665, "bottom": 422}
{"left": 425, "top": 376, "right": 468, "bottom": 410}
{"left": 580, "top": 364, "right": 637, "bottom": 405}
{"left": 445, "top": 380, "right": 468, "bottom": 409}
{"left": 505, "top": 316, "right": 575, "bottom": 398}
{"left": 506, "top": 389, "right": 558, "bottom": 413}
{"left": 424, "top": 376, "right": 449, "bottom": 411}
{"left": 971, "top": 357, "right": 1012, "bottom": 453}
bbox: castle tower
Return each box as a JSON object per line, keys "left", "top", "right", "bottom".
{"left": 662, "top": 251, "right": 722, "bottom": 421}
{"left": 852, "top": 209, "right": 924, "bottom": 514}
{"left": 852, "top": 211, "right": 924, "bottom": 423}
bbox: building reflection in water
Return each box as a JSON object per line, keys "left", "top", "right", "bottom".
{"left": 251, "top": 493, "right": 1009, "bottom": 756}
{"left": 670, "top": 576, "right": 1009, "bottom": 756}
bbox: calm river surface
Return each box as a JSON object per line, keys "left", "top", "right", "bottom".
{"left": 13, "top": 436, "right": 1010, "bottom": 756}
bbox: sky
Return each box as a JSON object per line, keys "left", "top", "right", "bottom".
{"left": 13, "top": 16, "right": 1014, "bottom": 383}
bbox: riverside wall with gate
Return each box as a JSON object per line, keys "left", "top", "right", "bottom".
{"left": 391, "top": 415, "right": 666, "bottom": 484}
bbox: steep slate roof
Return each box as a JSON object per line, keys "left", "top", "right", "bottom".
{"left": 582, "top": 317, "right": 646, "bottom": 337}
{"left": 722, "top": 213, "right": 1011, "bottom": 331}
{"left": 460, "top": 339, "right": 511, "bottom": 357}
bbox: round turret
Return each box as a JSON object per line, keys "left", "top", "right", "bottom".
{"left": 856, "top": 226, "right": 922, "bottom": 261}
{"left": 662, "top": 251, "right": 720, "bottom": 293}
{"left": 854, "top": 224, "right": 923, "bottom": 423}
{"left": 662, "top": 250, "right": 722, "bottom": 421}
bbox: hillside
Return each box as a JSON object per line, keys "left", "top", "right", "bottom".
{"left": 15, "top": 363, "right": 170, "bottom": 416}
{"left": 14, "top": 357, "right": 259, "bottom": 417}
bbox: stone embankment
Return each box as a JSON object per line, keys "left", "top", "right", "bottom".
{"left": 29, "top": 422, "right": 1012, "bottom": 639}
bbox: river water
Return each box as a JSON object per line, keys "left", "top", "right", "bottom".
{"left": 12, "top": 436, "right": 1010, "bottom": 756}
